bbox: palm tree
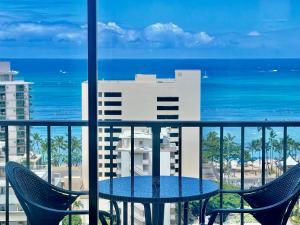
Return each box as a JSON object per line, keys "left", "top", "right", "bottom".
{"left": 52, "top": 136, "right": 67, "bottom": 166}
{"left": 71, "top": 136, "right": 82, "bottom": 166}
{"left": 223, "top": 133, "right": 238, "bottom": 177}
{"left": 267, "top": 128, "right": 277, "bottom": 171}
{"left": 31, "top": 133, "right": 47, "bottom": 163}
{"left": 203, "top": 131, "right": 220, "bottom": 164}
{"left": 247, "top": 139, "right": 262, "bottom": 174}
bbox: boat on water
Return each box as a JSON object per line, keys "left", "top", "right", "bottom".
{"left": 59, "top": 69, "right": 67, "bottom": 75}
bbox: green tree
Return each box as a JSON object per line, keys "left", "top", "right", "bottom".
{"left": 203, "top": 131, "right": 220, "bottom": 163}
{"left": 62, "top": 200, "right": 83, "bottom": 225}
{"left": 71, "top": 136, "right": 82, "bottom": 166}
{"left": 52, "top": 136, "right": 67, "bottom": 166}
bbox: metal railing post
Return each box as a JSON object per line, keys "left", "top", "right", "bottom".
{"left": 240, "top": 126, "right": 245, "bottom": 225}
{"left": 87, "top": 0, "right": 98, "bottom": 222}
{"left": 47, "top": 125, "right": 51, "bottom": 183}
{"left": 152, "top": 125, "right": 161, "bottom": 225}
{"left": 5, "top": 126, "right": 9, "bottom": 225}
{"left": 219, "top": 126, "right": 224, "bottom": 225}
{"left": 152, "top": 126, "right": 161, "bottom": 177}
{"left": 262, "top": 127, "right": 266, "bottom": 185}
{"left": 130, "top": 126, "right": 135, "bottom": 225}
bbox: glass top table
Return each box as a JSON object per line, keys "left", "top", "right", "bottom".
{"left": 99, "top": 176, "right": 219, "bottom": 225}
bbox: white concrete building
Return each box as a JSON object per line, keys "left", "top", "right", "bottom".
{"left": 82, "top": 70, "right": 200, "bottom": 225}
{"left": 0, "top": 62, "right": 31, "bottom": 157}
{"left": 0, "top": 62, "right": 32, "bottom": 224}
{"left": 116, "top": 127, "right": 177, "bottom": 225}
{"left": 82, "top": 70, "right": 201, "bottom": 187}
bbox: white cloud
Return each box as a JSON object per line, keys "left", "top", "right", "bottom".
{"left": 0, "top": 22, "right": 85, "bottom": 45}
{"left": 247, "top": 31, "right": 261, "bottom": 37}
{"left": 97, "top": 22, "right": 140, "bottom": 46}
{"left": 144, "top": 23, "right": 214, "bottom": 48}
{"left": 194, "top": 32, "right": 215, "bottom": 44}
{"left": 0, "top": 21, "right": 214, "bottom": 49}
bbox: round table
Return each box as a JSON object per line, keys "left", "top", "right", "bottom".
{"left": 99, "top": 176, "right": 219, "bottom": 225}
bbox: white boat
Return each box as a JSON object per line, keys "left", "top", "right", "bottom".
{"left": 59, "top": 70, "right": 67, "bottom": 75}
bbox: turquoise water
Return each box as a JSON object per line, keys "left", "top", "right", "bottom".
{"left": 9, "top": 58, "right": 300, "bottom": 122}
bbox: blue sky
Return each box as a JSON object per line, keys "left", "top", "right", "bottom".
{"left": 0, "top": 0, "right": 299, "bottom": 58}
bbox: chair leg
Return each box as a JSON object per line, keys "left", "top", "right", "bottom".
{"left": 99, "top": 214, "right": 109, "bottom": 225}
{"left": 112, "top": 201, "right": 121, "bottom": 225}
{"left": 207, "top": 213, "right": 218, "bottom": 225}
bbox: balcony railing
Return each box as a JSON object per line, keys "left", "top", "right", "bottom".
{"left": 0, "top": 120, "right": 300, "bottom": 225}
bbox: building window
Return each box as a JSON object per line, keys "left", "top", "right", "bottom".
{"left": 170, "top": 133, "right": 179, "bottom": 137}
{"left": 105, "top": 163, "right": 117, "bottom": 168}
{"left": 104, "top": 92, "right": 122, "bottom": 97}
{"left": 104, "top": 172, "right": 117, "bottom": 177}
{"left": 157, "top": 115, "right": 179, "bottom": 119}
{"left": 104, "top": 110, "right": 122, "bottom": 115}
{"left": 104, "top": 154, "right": 117, "bottom": 159}
{"left": 104, "top": 101, "right": 122, "bottom": 106}
{"left": 157, "top": 97, "right": 179, "bottom": 102}
{"left": 157, "top": 106, "right": 179, "bottom": 110}
{"left": 104, "top": 128, "right": 122, "bottom": 133}
{"left": 98, "top": 92, "right": 102, "bottom": 97}
{"left": 98, "top": 101, "right": 102, "bottom": 106}
{"left": 104, "top": 146, "right": 116, "bottom": 151}
{"left": 104, "top": 137, "right": 120, "bottom": 142}
{"left": 98, "top": 110, "right": 102, "bottom": 115}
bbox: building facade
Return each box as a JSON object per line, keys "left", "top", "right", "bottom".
{"left": 0, "top": 62, "right": 32, "bottom": 224}
{"left": 116, "top": 127, "right": 177, "bottom": 225}
{"left": 82, "top": 70, "right": 201, "bottom": 185}
{"left": 0, "top": 62, "right": 31, "bottom": 157}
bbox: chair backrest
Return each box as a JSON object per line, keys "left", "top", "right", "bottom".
{"left": 244, "top": 163, "right": 300, "bottom": 207}
{"left": 243, "top": 163, "right": 300, "bottom": 225}
{"left": 5, "top": 161, "right": 76, "bottom": 224}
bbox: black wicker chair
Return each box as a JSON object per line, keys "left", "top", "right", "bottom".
{"left": 207, "top": 163, "right": 300, "bottom": 225}
{"left": 5, "top": 161, "right": 120, "bottom": 225}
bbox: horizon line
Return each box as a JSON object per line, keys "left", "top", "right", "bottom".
{"left": 1, "top": 57, "right": 300, "bottom": 60}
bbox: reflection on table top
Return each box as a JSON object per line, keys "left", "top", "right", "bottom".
{"left": 98, "top": 176, "right": 219, "bottom": 203}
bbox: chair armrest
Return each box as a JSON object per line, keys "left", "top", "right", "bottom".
{"left": 44, "top": 180, "right": 88, "bottom": 197}
{"left": 207, "top": 192, "right": 296, "bottom": 217}
{"left": 63, "top": 210, "right": 89, "bottom": 215}
{"left": 220, "top": 186, "right": 266, "bottom": 195}
{"left": 60, "top": 189, "right": 89, "bottom": 196}
{"left": 207, "top": 208, "right": 257, "bottom": 215}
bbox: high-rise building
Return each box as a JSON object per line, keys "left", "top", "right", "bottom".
{"left": 81, "top": 70, "right": 200, "bottom": 225}
{"left": 116, "top": 127, "right": 177, "bottom": 225}
{"left": 0, "top": 62, "right": 32, "bottom": 225}
{"left": 0, "top": 62, "right": 31, "bottom": 157}
{"left": 82, "top": 70, "right": 201, "bottom": 184}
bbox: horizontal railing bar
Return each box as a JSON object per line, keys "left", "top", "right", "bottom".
{"left": 0, "top": 120, "right": 87, "bottom": 126}
{"left": 98, "top": 120, "right": 300, "bottom": 127}
{"left": 1, "top": 120, "right": 300, "bottom": 127}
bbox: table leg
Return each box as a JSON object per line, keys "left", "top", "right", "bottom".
{"left": 144, "top": 203, "right": 152, "bottom": 225}
{"left": 183, "top": 202, "right": 189, "bottom": 225}
{"left": 143, "top": 203, "right": 165, "bottom": 225}
{"left": 200, "top": 198, "right": 210, "bottom": 224}
{"left": 157, "top": 204, "right": 164, "bottom": 225}
{"left": 123, "top": 202, "right": 128, "bottom": 225}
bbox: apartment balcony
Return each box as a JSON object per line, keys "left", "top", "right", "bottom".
{"left": 1, "top": 120, "right": 300, "bottom": 225}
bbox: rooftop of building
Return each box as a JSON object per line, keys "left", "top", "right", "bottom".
{"left": 83, "top": 69, "right": 201, "bottom": 84}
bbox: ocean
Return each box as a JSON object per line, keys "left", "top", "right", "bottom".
{"left": 10, "top": 58, "right": 300, "bottom": 122}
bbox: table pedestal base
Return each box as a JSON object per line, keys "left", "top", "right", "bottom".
{"left": 143, "top": 203, "right": 165, "bottom": 225}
